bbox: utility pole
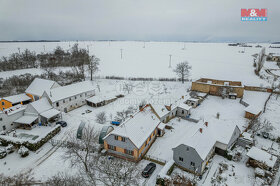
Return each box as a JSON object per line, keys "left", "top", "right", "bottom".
{"left": 120, "top": 49, "right": 123, "bottom": 59}
{"left": 169, "top": 54, "right": 172, "bottom": 68}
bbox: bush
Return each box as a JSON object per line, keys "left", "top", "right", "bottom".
{"left": 18, "top": 146, "right": 29, "bottom": 157}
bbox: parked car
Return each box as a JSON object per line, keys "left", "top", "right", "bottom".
{"left": 142, "top": 163, "right": 156, "bottom": 178}
{"left": 0, "top": 148, "right": 7, "bottom": 159}
{"left": 262, "top": 132, "right": 269, "bottom": 139}
{"left": 56, "top": 121, "right": 67, "bottom": 127}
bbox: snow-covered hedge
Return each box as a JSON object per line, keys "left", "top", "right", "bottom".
{"left": 18, "top": 146, "right": 29, "bottom": 157}
{"left": 0, "top": 125, "right": 61, "bottom": 151}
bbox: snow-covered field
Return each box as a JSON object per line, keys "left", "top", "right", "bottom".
{"left": 0, "top": 42, "right": 280, "bottom": 185}
{"left": 1, "top": 41, "right": 279, "bottom": 87}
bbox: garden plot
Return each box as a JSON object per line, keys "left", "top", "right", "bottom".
{"left": 190, "top": 95, "right": 248, "bottom": 131}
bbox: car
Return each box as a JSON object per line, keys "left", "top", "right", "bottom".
{"left": 141, "top": 163, "right": 156, "bottom": 178}
{"left": 262, "top": 132, "right": 269, "bottom": 139}
{"left": 56, "top": 121, "right": 67, "bottom": 127}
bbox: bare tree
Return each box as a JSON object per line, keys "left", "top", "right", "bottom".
{"left": 63, "top": 125, "right": 140, "bottom": 186}
{"left": 114, "top": 106, "right": 135, "bottom": 122}
{"left": 123, "top": 82, "right": 133, "bottom": 94}
{"left": 174, "top": 61, "right": 192, "bottom": 83}
{"left": 251, "top": 118, "right": 274, "bottom": 135}
{"left": 255, "top": 47, "right": 266, "bottom": 75}
{"left": 0, "top": 172, "right": 37, "bottom": 185}
{"left": 88, "top": 55, "right": 100, "bottom": 81}
{"left": 95, "top": 111, "right": 107, "bottom": 124}
{"left": 46, "top": 173, "right": 85, "bottom": 186}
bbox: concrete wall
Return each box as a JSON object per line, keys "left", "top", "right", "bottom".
{"left": 191, "top": 82, "right": 244, "bottom": 98}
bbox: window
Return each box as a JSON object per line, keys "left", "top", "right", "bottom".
{"left": 75, "top": 96, "right": 77, "bottom": 99}
{"left": 191, "top": 162, "right": 195, "bottom": 167}
{"left": 63, "top": 100, "right": 65, "bottom": 103}
{"left": 69, "top": 98, "right": 72, "bottom": 101}
{"left": 182, "top": 110, "right": 184, "bottom": 114}
{"left": 179, "top": 157, "right": 183, "bottom": 162}
{"left": 85, "top": 93, "right": 87, "bottom": 96}
{"left": 2, "top": 125, "right": 6, "bottom": 131}
{"left": 145, "top": 140, "right": 148, "bottom": 147}
{"left": 56, "top": 102, "right": 59, "bottom": 107}
{"left": 186, "top": 147, "right": 189, "bottom": 151}
{"left": 1, "top": 102, "right": 4, "bottom": 106}
{"left": 0, "top": 118, "right": 2, "bottom": 121}
{"left": 114, "top": 135, "right": 118, "bottom": 140}
{"left": 124, "top": 149, "right": 134, "bottom": 156}
{"left": 121, "top": 137, "right": 125, "bottom": 142}
{"left": 108, "top": 145, "right": 116, "bottom": 151}
{"left": 80, "top": 95, "right": 82, "bottom": 97}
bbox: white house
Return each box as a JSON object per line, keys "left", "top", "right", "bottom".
{"left": 0, "top": 105, "right": 26, "bottom": 132}
{"left": 42, "top": 81, "right": 95, "bottom": 112}
{"left": 14, "top": 98, "right": 60, "bottom": 129}
{"left": 25, "top": 78, "right": 61, "bottom": 101}
{"left": 172, "top": 120, "right": 241, "bottom": 175}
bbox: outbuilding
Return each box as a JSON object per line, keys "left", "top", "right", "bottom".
{"left": 247, "top": 147, "right": 277, "bottom": 170}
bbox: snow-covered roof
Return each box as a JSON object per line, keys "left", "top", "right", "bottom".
{"left": 29, "top": 97, "right": 53, "bottom": 114}
{"left": 247, "top": 146, "right": 277, "bottom": 168}
{"left": 2, "top": 93, "right": 31, "bottom": 104}
{"left": 86, "top": 94, "right": 116, "bottom": 103}
{"left": 2, "top": 105, "right": 26, "bottom": 115}
{"left": 14, "top": 115, "right": 38, "bottom": 124}
{"left": 40, "top": 108, "right": 60, "bottom": 119}
{"left": 242, "top": 132, "right": 253, "bottom": 141}
{"left": 177, "top": 103, "right": 192, "bottom": 111}
{"left": 46, "top": 81, "right": 95, "bottom": 102}
{"left": 105, "top": 105, "right": 160, "bottom": 149}
{"left": 151, "top": 95, "right": 190, "bottom": 118}
{"left": 25, "top": 78, "right": 59, "bottom": 97}
{"left": 245, "top": 105, "right": 262, "bottom": 115}
{"left": 175, "top": 119, "right": 240, "bottom": 160}
{"left": 158, "top": 159, "right": 174, "bottom": 179}
{"left": 187, "top": 98, "right": 199, "bottom": 102}
{"left": 158, "top": 123, "right": 165, "bottom": 130}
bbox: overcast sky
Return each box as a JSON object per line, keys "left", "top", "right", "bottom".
{"left": 0, "top": 0, "right": 279, "bottom": 42}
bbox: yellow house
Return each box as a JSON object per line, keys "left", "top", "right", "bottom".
{"left": 103, "top": 105, "right": 160, "bottom": 162}
{"left": 0, "top": 93, "right": 32, "bottom": 111}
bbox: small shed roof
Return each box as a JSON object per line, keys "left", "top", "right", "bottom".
{"left": 40, "top": 108, "right": 60, "bottom": 119}
{"left": 247, "top": 146, "right": 277, "bottom": 168}
{"left": 86, "top": 94, "right": 116, "bottom": 104}
{"left": 14, "top": 115, "right": 38, "bottom": 125}
{"left": 2, "top": 93, "right": 31, "bottom": 104}
{"left": 29, "top": 97, "right": 53, "bottom": 114}
{"left": 245, "top": 105, "right": 262, "bottom": 115}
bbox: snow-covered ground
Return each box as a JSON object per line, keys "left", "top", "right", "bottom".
{"left": 1, "top": 41, "right": 279, "bottom": 87}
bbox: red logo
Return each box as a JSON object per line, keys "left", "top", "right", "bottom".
{"left": 241, "top": 9, "right": 267, "bottom": 17}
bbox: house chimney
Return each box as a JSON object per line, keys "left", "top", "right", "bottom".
{"left": 199, "top": 128, "right": 203, "bottom": 133}
{"left": 182, "top": 96, "right": 184, "bottom": 99}
{"left": 130, "top": 115, "right": 133, "bottom": 118}
{"left": 205, "top": 122, "right": 208, "bottom": 127}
